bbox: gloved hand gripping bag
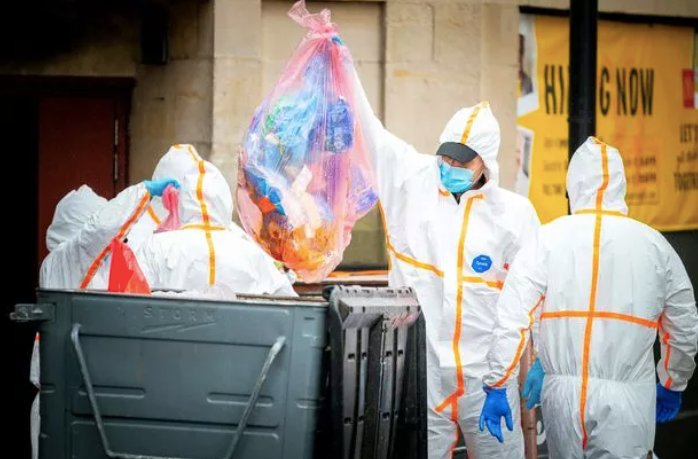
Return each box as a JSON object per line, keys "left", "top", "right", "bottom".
{"left": 154, "top": 184, "right": 181, "bottom": 233}
{"left": 236, "top": 0, "right": 377, "bottom": 282}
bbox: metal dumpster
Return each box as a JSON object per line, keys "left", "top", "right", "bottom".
{"left": 12, "top": 286, "right": 427, "bottom": 459}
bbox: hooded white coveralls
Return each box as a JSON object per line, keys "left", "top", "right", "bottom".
{"left": 484, "top": 137, "right": 698, "bottom": 459}
{"left": 40, "top": 183, "right": 151, "bottom": 290}
{"left": 126, "top": 145, "right": 199, "bottom": 252}
{"left": 352, "top": 74, "right": 539, "bottom": 458}
{"left": 129, "top": 144, "right": 295, "bottom": 296}
{"left": 136, "top": 154, "right": 297, "bottom": 296}
{"left": 35, "top": 182, "right": 151, "bottom": 459}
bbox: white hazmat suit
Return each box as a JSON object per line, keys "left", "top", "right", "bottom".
{"left": 127, "top": 145, "right": 199, "bottom": 251}
{"left": 35, "top": 181, "right": 152, "bottom": 459}
{"left": 484, "top": 137, "right": 698, "bottom": 459}
{"left": 129, "top": 144, "right": 295, "bottom": 296}
{"left": 40, "top": 183, "right": 151, "bottom": 289}
{"left": 353, "top": 73, "right": 539, "bottom": 458}
{"left": 136, "top": 155, "right": 296, "bottom": 296}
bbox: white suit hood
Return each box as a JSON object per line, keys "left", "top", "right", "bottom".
{"left": 567, "top": 137, "right": 628, "bottom": 214}
{"left": 150, "top": 144, "right": 203, "bottom": 216}
{"left": 136, "top": 158, "right": 295, "bottom": 296}
{"left": 127, "top": 144, "right": 206, "bottom": 251}
{"left": 180, "top": 160, "right": 233, "bottom": 228}
{"left": 40, "top": 183, "right": 150, "bottom": 290}
{"left": 46, "top": 185, "right": 107, "bottom": 252}
{"left": 152, "top": 144, "right": 202, "bottom": 183}
{"left": 439, "top": 102, "right": 501, "bottom": 184}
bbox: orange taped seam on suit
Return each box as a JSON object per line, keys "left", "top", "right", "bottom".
{"left": 80, "top": 193, "right": 151, "bottom": 289}
{"left": 390, "top": 245, "right": 444, "bottom": 278}
{"left": 540, "top": 310, "right": 658, "bottom": 329}
{"left": 379, "top": 201, "right": 443, "bottom": 277}
{"left": 449, "top": 429, "right": 460, "bottom": 459}
{"left": 196, "top": 161, "right": 212, "bottom": 227}
{"left": 436, "top": 194, "right": 483, "bottom": 421}
{"left": 575, "top": 209, "right": 628, "bottom": 218}
{"left": 463, "top": 276, "right": 504, "bottom": 290}
{"left": 579, "top": 140, "right": 610, "bottom": 449}
{"left": 492, "top": 294, "right": 545, "bottom": 388}
{"left": 663, "top": 332, "right": 674, "bottom": 388}
{"left": 181, "top": 224, "right": 226, "bottom": 231}
{"left": 147, "top": 205, "right": 162, "bottom": 226}
{"left": 459, "top": 103, "right": 485, "bottom": 144}
{"left": 186, "top": 145, "right": 201, "bottom": 163}
{"left": 435, "top": 392, "right": 460, "bottom": 415}
{"left": 194, "top": 159, "right": 216, "bottom": 285}
{"left": 204, "top": 231, "right": 216, "bottom": 285}
{"left": 659, "top": 317, "right": 674, "bottom": 389}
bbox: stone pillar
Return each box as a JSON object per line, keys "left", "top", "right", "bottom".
{"left": 129, "top": 0, "right": 214, "bottom": 181}
{"left": 382, "top": 0, "right": 520, "bottom": 189}
{"left": 210, "top": 0, "right": 264, "bottom": 191}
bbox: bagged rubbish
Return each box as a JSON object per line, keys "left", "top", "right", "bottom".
{"left": 108, "top": 239, "right": 151, "bottom": 294}
{"left": 154, "top": 184, "right": 180, "bottom": 233}
{"left": 237, "top": 0, "right": 377, "bottom": 282}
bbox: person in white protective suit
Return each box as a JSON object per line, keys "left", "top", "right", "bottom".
{"left": 40, "top": 180, "right": 176, "bottom": 289}
{"left": 351, "top": 71, "right": 540, "bottom": 459}
{"left": 126, "top": 145, "right": 199, "bottom": 251}
{"left": 136, "top": 155, "right": 297, "bottom": 295}
{"left": 129, "top": 144, "right": 295, "bottom": 296}
{"left": 35, "top": 178, "right": 176, "bottom": 459}
{"left": 481, "top": 137, "right": 698, "bottom": 459}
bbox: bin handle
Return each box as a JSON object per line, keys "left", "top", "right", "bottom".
{"left": 70, "top": 323, "right": 286, "bottom": 459}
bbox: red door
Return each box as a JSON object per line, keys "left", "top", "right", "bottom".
{"left": 38, "top": 97, "right": 128, "bottom": 263}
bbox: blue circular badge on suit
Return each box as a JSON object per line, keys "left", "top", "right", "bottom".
{"left": 472, "top": 255, "right": 492, "bottom": 273}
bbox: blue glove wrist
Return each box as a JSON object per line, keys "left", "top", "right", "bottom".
{"left": 144, "top": 179, "right": 180, "bottom": 198}
{"left": 483, "top": 385, "right": 507, "bottom": 395}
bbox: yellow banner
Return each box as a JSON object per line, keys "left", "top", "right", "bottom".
{"left": 516, "top": 15, "right": 698, "bottom": 231}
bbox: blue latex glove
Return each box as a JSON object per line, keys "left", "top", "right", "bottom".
{"left": 144, "top": 179, "right": 179, "bottom": 197}
{"left": 656, "top": 383, "right": 681, "bottom": 424}
{"left": 479, "top": 386, "right": 513, "bottom": 443}
{"left": 522, "top": 358, "right": 545, "bottom": 410}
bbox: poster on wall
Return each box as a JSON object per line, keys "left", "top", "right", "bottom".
{"left": 516, "top": 14, "right": 698, "bottom": 231}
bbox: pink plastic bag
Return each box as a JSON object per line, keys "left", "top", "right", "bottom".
{"left": 236, "top": 0, "right": 377, "bottom": 283}
{"left": 155, "top": 184, "right": 180, "bottom": 233}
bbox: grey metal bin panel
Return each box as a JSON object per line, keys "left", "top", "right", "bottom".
{"left": 37, "top": 290, "right": 326, "bottom": 459}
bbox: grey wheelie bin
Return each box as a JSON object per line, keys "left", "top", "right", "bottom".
{"left": 11, "top": 286, "right": 427, "bottom": 459}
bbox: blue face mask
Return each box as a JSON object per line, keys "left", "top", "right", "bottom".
{"left": 439, "top": 160, "right": 477, "bottom": 193}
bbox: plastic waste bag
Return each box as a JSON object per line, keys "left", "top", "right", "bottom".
{"left": 237, "top": 0, "right": 377, "bottom": 282}
{"left": 107, "top": 239, "right": 151, "bottom": 294}
{"left": 154, "top": 184, "right": 180, "bottom": 233}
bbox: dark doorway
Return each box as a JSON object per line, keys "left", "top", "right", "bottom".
{"left": 0, "top": 77, "right": 131, "bottom": 459}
